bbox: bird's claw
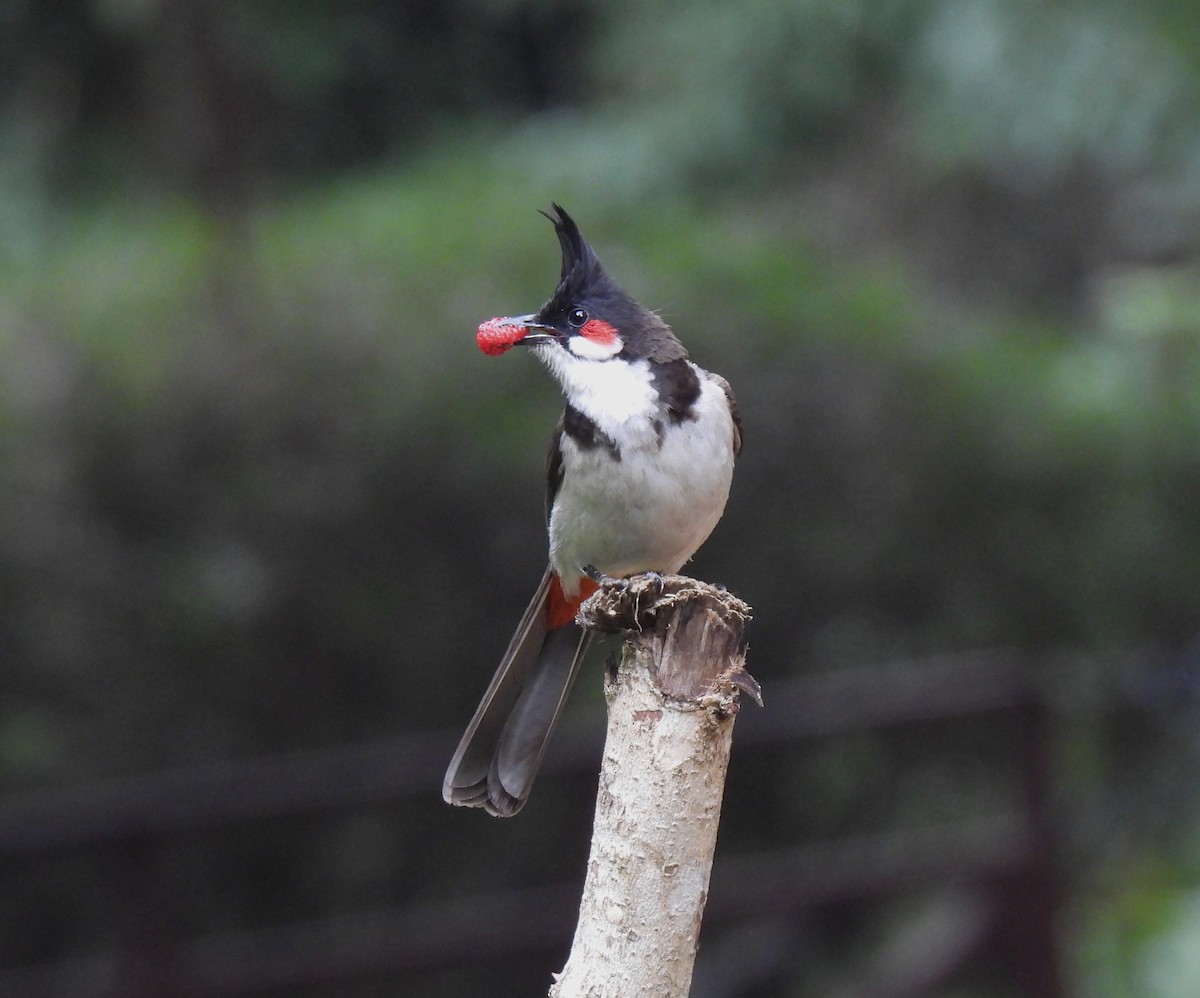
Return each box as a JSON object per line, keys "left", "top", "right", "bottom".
{"left": 640, "top": 570, "right": 666, "bottom": 596}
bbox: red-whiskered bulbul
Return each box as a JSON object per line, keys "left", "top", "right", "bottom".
{"left": 442, "top": 204, "right": 741, "bottom": 817}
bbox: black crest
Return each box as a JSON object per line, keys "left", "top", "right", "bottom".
{"left": 538, "top": 203, "right": 620, "bottom": 315}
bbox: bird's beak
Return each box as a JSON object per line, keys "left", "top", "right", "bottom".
{"left": 508, "top": 314, "right": 560, "bottom": 344}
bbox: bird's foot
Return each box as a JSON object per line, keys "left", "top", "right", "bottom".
{"left": 582, "top": 566, "right": 666, "bottom": 598}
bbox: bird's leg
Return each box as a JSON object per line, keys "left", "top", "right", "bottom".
{"left": 582, "top": 564, "right": 628, "bottom": 590}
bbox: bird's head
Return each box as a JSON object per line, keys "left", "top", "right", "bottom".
{"left": 476, "top": 204, "right": 686, "bottom": 366}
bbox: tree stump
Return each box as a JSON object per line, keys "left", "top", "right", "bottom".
{"left": 550, "top": 574, "right": 757, "bottom": 998}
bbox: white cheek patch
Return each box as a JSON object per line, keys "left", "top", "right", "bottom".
{"left": 567, "top": 332, "right": 624, "bottom": 360}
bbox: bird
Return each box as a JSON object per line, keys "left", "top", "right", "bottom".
{"left": 442, "top": 204, "right": 741, "bottom": 817}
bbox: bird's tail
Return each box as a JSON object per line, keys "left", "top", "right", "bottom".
{"left": 442, "top": 569, "right": 595, "bottom": 816}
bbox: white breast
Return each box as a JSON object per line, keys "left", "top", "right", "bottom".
{"left": 544, "top": 360, "right": 736, "bottom": 594}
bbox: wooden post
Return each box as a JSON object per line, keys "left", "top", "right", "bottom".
{"left": 550, "top": 575, "right": 757, "bottom": 998}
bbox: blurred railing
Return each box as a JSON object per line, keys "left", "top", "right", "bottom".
{"left": 0, "top": 652, "right": 1062, "bottom": 998}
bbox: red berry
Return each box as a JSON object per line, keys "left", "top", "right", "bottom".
{"left": 476, "top": 318, "right": 526, "bottom": 356}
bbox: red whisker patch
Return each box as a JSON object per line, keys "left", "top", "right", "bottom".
{"left": 476, "top": 317, "right": 528, "bottom": 356}
{"left": 579, "top": 318, "right": 619, "bottom": 347}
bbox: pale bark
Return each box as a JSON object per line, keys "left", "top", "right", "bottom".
{"left": 550, "top": 575, "right": 757, "bottom": 998}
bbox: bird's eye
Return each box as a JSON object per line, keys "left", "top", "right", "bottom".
{"left": 568, "top": 307, "right": 588, "bottom": 327}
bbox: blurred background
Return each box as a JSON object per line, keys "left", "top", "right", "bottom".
{"left": 2, "top": 0, "right": 1200, "bottom": 995}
